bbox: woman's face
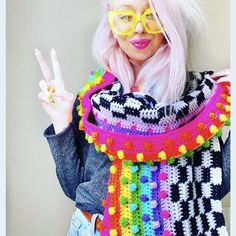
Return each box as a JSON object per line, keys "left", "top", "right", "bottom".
{"left": 109, "top": 0, "right": 165, "bottom": 66}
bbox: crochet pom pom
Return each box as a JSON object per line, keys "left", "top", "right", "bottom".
{"left": 129, "top": 203, "right": 138, "bottom": 212}
{"left": 163, "top": 230, "right": 172, "bottom": 236}
{"left": 159, "top": 172, "right": 167, "bottom": 180}
{"left": 108, "top": 207, "right": 116, "bottom": 215}
{"left": 161, "top": 210, "right": 170, "bottom": 219}
{"left": 120, "top": 176, "right": 129, "bottom": 185}
{"left": 130, "top": 165, "right": 139, "bottom": 173}
{"left": 150, "top": 182, "right": 157, "bottom": 189}
{"left": 131, "top": 225, "right": 139, "bottom": 234}
{"left": 109, "top": 229, "right": 118, "bottom": 236}
{"left": 140, "top": 194, "right": 149, "bottom": 202}
{"left": 120, "top": 217, "right": 129, "bottom": 227}
{"left": 140, "top": 175, "right": 148, "bottom": 183}
{"left": 142, "top": 214, "right": 150, "bottom": 222}
{"left": 120, "top": 196, "right": 128, "bottom": 205}
{"left": 129, "top": 183, "right": 138, "bottom": 192}
{"left": 151, "top": 200, "right": 158, "bottom": 208}
{"left": 153, "top": 220, "right": 160, "bottom": 229}
{"left": 159, "top": 190, "right": 168, "bottom": 199}
{"left": 110, "top": 165, "right": 117, "bottom": 174}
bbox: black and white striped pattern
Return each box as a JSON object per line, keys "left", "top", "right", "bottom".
{"left": 165, "top": 136, "right": 228, "bottom": 236}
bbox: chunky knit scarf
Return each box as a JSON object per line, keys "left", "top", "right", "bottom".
{"left": 77, "top": 67, "right": 230, "bottom": 236}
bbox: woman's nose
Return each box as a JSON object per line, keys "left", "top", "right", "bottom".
{"left": 134, "top": 21, "right": 145, "bottom": 34}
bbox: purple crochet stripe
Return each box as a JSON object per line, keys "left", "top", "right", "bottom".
{"left": 95, "top": 118, "right": 158, "bottom": 135}
{"left": 151, "top": 163, "right": 164, "bottom": 235}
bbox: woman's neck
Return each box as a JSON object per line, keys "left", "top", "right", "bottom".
{"left": 129, "top": 59, "right": 142, "bottom": 78}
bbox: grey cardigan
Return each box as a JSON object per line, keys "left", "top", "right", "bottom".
{"left": 44, "top": 98, "right": 230, "bottom": 214}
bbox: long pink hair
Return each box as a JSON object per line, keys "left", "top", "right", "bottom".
{"left": 91, "top": 0, "right": 205, "bottom": 105}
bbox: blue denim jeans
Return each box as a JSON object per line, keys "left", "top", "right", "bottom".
{"left": 67, "top": 208, "right": 103, "bottom": 236}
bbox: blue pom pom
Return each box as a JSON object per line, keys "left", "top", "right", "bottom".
{"left": 140, "top": 175, "right": 148, "bottom": 183}
{"left": 140, "top": 194, "right": 149, "bottom": 202}
{"left": 130, "top": 166, "right": 139, "bottom": 173}
{"left": 129, "top": 203, "right": 138, "bottom": 212}
{"left": 131, "top": 225, "right": 139, "bottom": 234}
{"left": 129, "top": 183, "right": 137, "bottom": 192}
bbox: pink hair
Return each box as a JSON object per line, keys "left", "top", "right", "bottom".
{"left": 91, "top": 0, "right": 205, "bottom": 105}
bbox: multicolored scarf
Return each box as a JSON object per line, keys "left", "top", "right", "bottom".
{"left": 77, "top": 67, "right": 230, "bottom": 236}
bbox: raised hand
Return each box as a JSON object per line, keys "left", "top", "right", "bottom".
{"left": 35, "top": 48, "right": 74, "bottom": 133}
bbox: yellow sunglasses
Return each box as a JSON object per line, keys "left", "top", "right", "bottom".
{"left": 108, "top": 8, "right": 163, "bottom": 36}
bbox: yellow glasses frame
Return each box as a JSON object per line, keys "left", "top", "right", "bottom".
{"left": 108, "top": 8, "right": 163, "bottom": 36}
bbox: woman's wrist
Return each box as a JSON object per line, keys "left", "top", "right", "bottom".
{"left": 52, "top": 119, "right": 72, "bottom": 134}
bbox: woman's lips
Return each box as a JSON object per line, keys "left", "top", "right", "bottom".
{"left": 130, "top": 38, "right": 151, "bottom": 49}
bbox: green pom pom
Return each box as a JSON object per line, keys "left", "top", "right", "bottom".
{"left": 147, "top": 161, "right": 154, "bottom": 166}
{"left": 76, "top": 105, "right": 81, "bottom": 112}
{"left": 122, "top": 160, "right": 132, "bottom": 167}
{"left": 120, "top": 217, "right": 129, "bottom": 227}
{"left": 225, "top": 118, "right": 231, "bottom": 126}
{"left": 108, "top": 155, "right": 115, "bottom": 161}
{"left": 185, "top": 150, "right": 194, "bottom": 158}
{"left": 120, "top": 176, "right": 129, "bottom": 185}
{"left": 95, "top": 145, "right": 101, "bottom": 153}
{"left": 120, "top": 196, "right": 128, "bottom": 205}
{"left": 168, "top": 157, "right": 176, "bottom": 164}
{"left": 203, "top": 140, "right": 211, "bottom": 148}
{"left": 216, "top": 129, "right": 223, "bottom": 137}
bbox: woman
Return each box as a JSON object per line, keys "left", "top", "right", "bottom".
{"left": 35, "top": 0, "right": 230, "bottom": 235}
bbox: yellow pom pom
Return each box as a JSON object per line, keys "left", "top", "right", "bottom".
{"left": 225, "top": 105, "right": 231, "bottom": 112}
{"left": 227, "top": 96, "right": 231, "bottom": 103}
{"left": 136, "top": 153, "right": 144, "bottom": 161}
{"left": 100, "top": 144, "right": 107, "bottom": 152}
{"left": 78, "top": 109, "right": 84, "bottom": 116}
{"left": 108, "top": 207, "right": 116, "bottom": 215}
{"left": 210, "top": 125, "right": 218, "bottom": 134}
{"left": 84, "top": 84, "right": 91, "bottom": 91}
{"left": 158, "top": 151, "right": 167, "bottom": 160}
{"left": 219, "top": 114, "right": 227, "bottom": 122}
{"left": 117, "top": 150, "right": 125, "bottom": 159}
{"left": 108, "top": 185, "right": 115, "bottom": 193}
{"left": 110, "top": 229, "right": 118, "bottom": 236}
{"left": 87, "top": 136, "right": 94, "bottom": 144}
{"left": 196, "top": 135, "right": 205, "bottom": 145}
{"left": 178, "top": 145, "right": 187, "bottom": 154}
{"left": 110, "top": 165, "right": 117, "bottom": 174}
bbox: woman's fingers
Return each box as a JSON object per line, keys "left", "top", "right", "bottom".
{"left": 50, "top": 48, "right": 65, "bottom": 88}
{"left": 39, "top": 79, "right": 65, "bottom": 95}
{"left": 35, "top": 49, "right": 53, "bottom": 82}
{"left": 38, "top": 91, "right": 63, "bottom": 104}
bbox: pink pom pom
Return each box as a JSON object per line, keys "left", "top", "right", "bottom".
{"left": 159, "top": 190, "right": 167, "bottom": 199}
{"left": 163, "top": 230, "right": 172, "bottom": 236}
{"left": 161, "top": 210, "right": 170, "bottom": 219}
{"left": 159, "top": 172, "right": 167, "bottom": 181}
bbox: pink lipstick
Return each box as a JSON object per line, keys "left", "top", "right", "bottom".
{"left": 130, "top": 38, "right": 151, "bottom": 49}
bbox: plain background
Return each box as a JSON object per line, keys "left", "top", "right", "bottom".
{"left": 6, "top": 0, "right": 230, "bottom": 236}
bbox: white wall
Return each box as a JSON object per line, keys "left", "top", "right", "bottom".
{"left": 6, "top": 0, "right": 230, "bottom": 236}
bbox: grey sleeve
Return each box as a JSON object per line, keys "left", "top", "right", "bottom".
{"left": 43, "top": 99, "right": 88, "bottom": 201}
{"left": 221, "top": 133, "right": 231, "bottom": 199}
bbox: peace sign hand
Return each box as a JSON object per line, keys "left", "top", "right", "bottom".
{"left": 35, "top": 48, "right": 74, "bottom": 133}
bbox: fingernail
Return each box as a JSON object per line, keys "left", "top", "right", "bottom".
{"left": 34, "top": 48, "right": 40, "bottom": 54}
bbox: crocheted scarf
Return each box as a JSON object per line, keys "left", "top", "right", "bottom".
{"left": 77, "top": 67, "right": 230, "bottom": 236}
